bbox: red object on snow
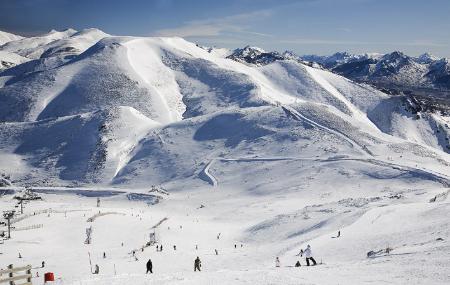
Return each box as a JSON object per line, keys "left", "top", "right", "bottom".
{"left": 44, "top": 272, "right": 55, "bottom": 282}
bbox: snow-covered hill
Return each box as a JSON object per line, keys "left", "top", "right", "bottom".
{"left": 0, "top": 30, "right": 449, "bottom": 186}
{"left": 1, "top": 28, "right": 450, "bottom": 285}
{"left": 0, "top": 50, "right": 29, "bottom": 71}
{"left": 0, "top": 30, "right": 23, "bottom": 45}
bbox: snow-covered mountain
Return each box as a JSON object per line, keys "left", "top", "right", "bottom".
{"left": 1, "top": 28, "right": 450, "bottom": 285}
{"left": 302, "top": 51, "right": 450, "bottom": 91}
{"left": 0, "top": 50, "right": 29, "bottom": 71}
{"left": 227, "top": 45, "right": 319, "bottom": 67}
{"left": 0, "top": 29, "right": 449, "bottom": 188}
{"left": 0, "top": 30, "right": 23, "bottom": 45}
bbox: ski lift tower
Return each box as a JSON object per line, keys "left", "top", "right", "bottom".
{"left": 3, "top": 210, "right": 15, "bottom": 239}
{"left": 149, "top": 230, "right": 157, "bottom": 245}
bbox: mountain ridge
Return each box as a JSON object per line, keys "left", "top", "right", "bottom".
{"left": 0, "top": 28, "right": 449, "bottom": 189}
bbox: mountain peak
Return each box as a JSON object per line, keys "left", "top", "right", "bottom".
{"left": 416, "top": 52, "right": 440, "bottom": 64}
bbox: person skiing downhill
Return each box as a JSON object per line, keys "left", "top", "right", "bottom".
{"left": 194, "top": 256, "right": 201, "bottom": 271}
{"left": 302, "top": 245, "right": 317, "bottom": 266}
{"left": 146, "top": 258, "right": 153, "bottom": 274}
{"left": 275, "top": 257, "right": 281, "bottom": 267}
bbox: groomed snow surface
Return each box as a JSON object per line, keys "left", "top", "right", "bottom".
{"left": 1, "top": 184, "right": 449, "bottom": 285}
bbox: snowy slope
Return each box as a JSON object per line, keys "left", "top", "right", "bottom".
{"left": 1, "top": 30, "right": 450, "bottom": 285}
{"left": 0, "top": 50, "right": 29, "bottom": 71}
{"left": 0, "top": 29, "right": 78, "bottom": 59}
{"left": 0, "top": 33, "right": 449, "bottom": 186}
{"left": 0, "top": 30, "right": 23, "bottom": 45}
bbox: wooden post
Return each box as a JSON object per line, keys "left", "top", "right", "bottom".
{"left": 26, "top": 268, "right": 31, "bottom": 283}
{"left": 8, "top": 264, "right": 13, "bottom": 285}
{"left": 0, "top": 264, "right": 33, "bottom": 285}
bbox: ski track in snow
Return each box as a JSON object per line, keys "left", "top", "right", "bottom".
{"left": 125, "top": 39, "right": 178, "bottom": 125}
{"left": 200, "top": 155, "right": 450, "bottom": 188}
{"left": 281, "top": 105, "right": 374, "bottom": 156}
{"left": 199, "top": 159, "right": 218, "bottom": 187}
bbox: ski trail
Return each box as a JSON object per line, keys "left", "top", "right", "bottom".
{"left": 281, "top": 105, "right": 374, "bottom": 156}
{"left": 199, "top": 159, "right": 218, "bottom": 187}
{"left": 304, "top": 65, "right": 362, "bottom": 117}
{"left": 125, "top": 39, "right": 181, "bottom": 124}
{"left": 200, "top": 156, "right": 450, "bottom": 188}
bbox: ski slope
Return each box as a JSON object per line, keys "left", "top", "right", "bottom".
{"left": 1, "top": 28, "right": 450, "bottom": 284}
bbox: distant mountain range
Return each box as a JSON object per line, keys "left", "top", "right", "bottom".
{"left": 226, "top": 46, "right": 450, "bottom": 96}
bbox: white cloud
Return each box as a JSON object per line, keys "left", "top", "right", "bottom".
{"left": 154, "top": 10, "right": 273, "bottom": 38}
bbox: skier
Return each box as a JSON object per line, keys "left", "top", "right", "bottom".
{"left": 156, "top": 245, "right": 159, "bottom": 252}
{"left": 94, "top": 264, "right": 99, "bottom": 274}
{"left": 173, "top": 245, "right": 177, "bottom": 250}
{"left": 275, "top": 257, "right": 280, "bottom": 267}
{"left": 234, "top": 244, "right": 237, "bottom": 249}
{"left": 41, "top": 261, "right": 45, "bottom": 268}
{"left": 194, "top": 256, "right": 201, "bottom": 272}
{"left": 302, "top": 245, "right": 317, "bottom": 266}
{"left": 215, "top": 249, "right": 218, "bottom": 255}
{"left": 295, "top": 261, "right": 301, "bottom": 267}
{"left": 103, "top": 252, "right": 106, "bottom": 258}
{"left": 146, "top": 259, "right": 153, "bottom": 274}
{"left": 160, "top": 245, "right": 163, "bottom": 252}
{"left": 337, "top": 230, "right": 341, "bottom": 238}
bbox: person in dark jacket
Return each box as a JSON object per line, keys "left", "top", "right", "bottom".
{"left": 194, "top": 256, "right": 201, "bottom": 272}
{"left": 146, "top": 259, "right": 153, "bottom": 274}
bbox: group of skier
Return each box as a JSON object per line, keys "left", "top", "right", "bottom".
{"left": 144, "top": 244, "right": 317, "bottom": 274}
{"left": 145, "top": 256, "right": 201, "bottom": 273}
{"left": 277, "top": 244, "right": 317, "bottom": 268}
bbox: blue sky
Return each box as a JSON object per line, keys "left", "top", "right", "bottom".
{"left": 1, "top": 0, "right": 449, "bottom": 57}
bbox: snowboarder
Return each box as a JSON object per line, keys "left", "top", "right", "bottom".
{"left": 146, "top": 259, "right": 153, "bottom": 274}
{"left": 275, "top": 257, "right": 280, "bottom": 267}
{"left": 194, "top": 256, "right": 201, "bottom": 272}
{"left": 18, "top": 253, "right": 22, "bottom": 258}
{"left": 303, "top": 245, "right": 317, "bottom": 266}
{"left": 295, "top": 261, "right": 301, "bottom": 267}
